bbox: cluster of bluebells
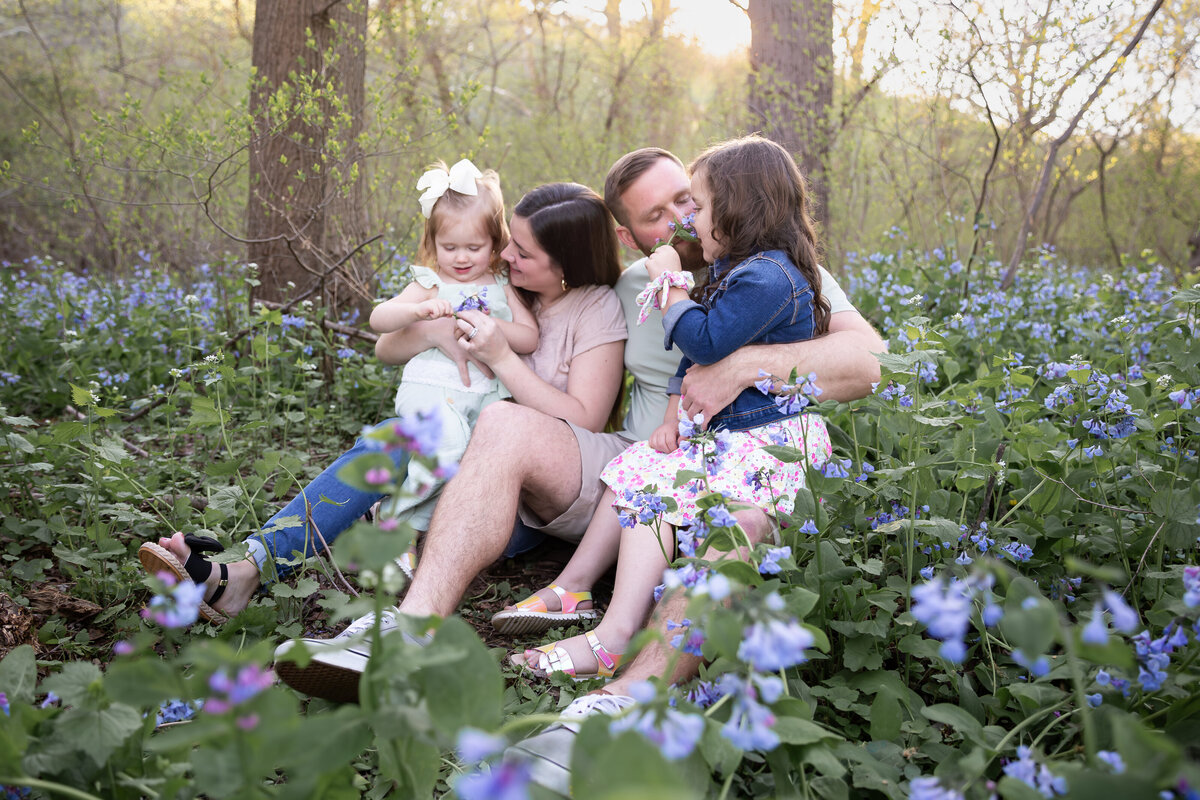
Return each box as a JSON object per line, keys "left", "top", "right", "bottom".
{"left": 142, "top": 571, "right": 207, "bottom": 628}
{"left": 454, "top": 728, "right": 531, "bottom": 800}
{"left": 908, "top": 776, "right": 965, "bottom": 800}
{"left": 666, "top": 618, "right": 705, "bottom": 656}
{"left": 454, "top": 292, "right": 490, "bottom": 314}
{"left": 738, "top": 615, "right": 814, "bottom": 672}
{"left": 1090, "top": 618, "right": 1195, "bottom": 698}
{"left": 655, "top": 563, "right": 731, "bottom": 604}
{"left": 609, "top": 682, "right": 706, "bottom": 760}
{"left": 155, "top": 698, "right": 204, "bottom": 726}
{"left": 205, "top": 664, "right": 274, "bottom": 730}
{"left": 755, "top": 369, "right": 823, "bottom": 415}
{"left": 363, "top": 408, "right": 443, "bottom": 459}
{"left": 716, "top": 673, "right": 785, "bottom": 751}
{"left": 940, "top": 521, "right": 1033, "bottom": 567}
{"left": 1080, "top": 588, "right": 1141, "bottom": 645}
{"left": 1002, "top": 746, "right": 1067, "bottom": 797}
{"left": 652, "top": 212, "right": 699, "bottom": 250}
{"left": 616, "top": 488, "right": 669, "bottom": 529}
{"left": 867, "top": 501, "right": 928, "bottom": 531}
{"left": 910, "top": 571, "right": 1003, "bottom": 662}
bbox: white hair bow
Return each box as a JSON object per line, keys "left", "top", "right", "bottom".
{"left": 417, "top": 158, "right": 484, "bottom": 217}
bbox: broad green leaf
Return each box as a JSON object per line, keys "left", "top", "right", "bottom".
{"left": 0, "top": 645, "right": 37, "bottom": 704}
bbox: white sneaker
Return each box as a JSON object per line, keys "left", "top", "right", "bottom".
{"left": 273, "top": 608, "right": 401, "bottom": 703}
{"left": 504, "top": 693, "right": 636, "bottom": 794}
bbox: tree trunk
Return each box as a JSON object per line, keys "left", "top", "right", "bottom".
{"left": 247, "top": 0, "right": 370, "bottom": 320}
{"left": 747, "top": 0, "right": 833, "bottom": 233}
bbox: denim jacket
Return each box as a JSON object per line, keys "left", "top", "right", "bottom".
{"left": 662, "top": 249, "right": 815, "bottom": 431}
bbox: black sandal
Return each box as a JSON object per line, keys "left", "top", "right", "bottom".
{"left": 137, "top": 534, "right": 231, "bottom": 625}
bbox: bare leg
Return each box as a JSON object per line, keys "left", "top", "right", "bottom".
{"left": 518, "top": 513, "right": 675, "bottom": 673}
{"left": 161, "top": 532, "right": 259, "bottom": 616}
{"left": 502, "top": 490, "right": 624, "bottom": 613}
{"left": 399, "top": 403, "right": 584, "bottom": 619}
{"left": 605, "top": 506, "right": 771, "bottom": 694}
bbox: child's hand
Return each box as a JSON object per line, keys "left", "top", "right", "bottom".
{"left": 645, "top": 245, "right": 682, "bottom": 280}
{"left": 416, "top": 298, "right": 453, "bottom": 320}
{"left": 649, "top": 419, "right": 680, "bottom": 454}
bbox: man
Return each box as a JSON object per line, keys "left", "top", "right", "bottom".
{"left": 273, "top": 149, "right": 883, "bottom": 720}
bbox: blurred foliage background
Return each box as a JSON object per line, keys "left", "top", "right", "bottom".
{"left": 0, "top": 0, "right": 1197, "bottom": 289}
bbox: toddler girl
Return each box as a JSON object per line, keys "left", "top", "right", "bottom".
{"left": 509, "top": 136, "right": 833, "bottom": 680}
{"left": 371, "top": 159, "right": 538, "bottom": 568}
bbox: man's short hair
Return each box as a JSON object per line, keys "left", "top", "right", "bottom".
{"left": 603, "top": 148, "right": 684, "bottom": 229}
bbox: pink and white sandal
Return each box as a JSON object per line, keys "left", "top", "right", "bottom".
{"left": 491, "top": 583, "right": 598, "bottom": 635}
{"left": 510, "top": 631, "right": 624, "bottom": 682}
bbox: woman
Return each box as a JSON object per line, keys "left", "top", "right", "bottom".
{"left": 137, "top": 183, "right": 627, "bottom": 624}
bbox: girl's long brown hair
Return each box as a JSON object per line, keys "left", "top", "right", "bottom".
{"left": 690, "top": 135, "right": 829, "bottom": 335}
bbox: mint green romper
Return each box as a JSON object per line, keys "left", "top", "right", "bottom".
{"left": 384, "top": 266, "right": 515, "bottom": 530}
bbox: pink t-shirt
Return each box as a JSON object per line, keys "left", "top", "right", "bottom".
{"left": 519, "top": 284, "right": 627, "bottom": 392}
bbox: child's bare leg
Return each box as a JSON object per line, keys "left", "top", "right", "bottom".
{"left": 517, "top": 516, "right": 675, "bottom": 674}
{"left": 504, "top": 490, "right": 623, "bottom": 613}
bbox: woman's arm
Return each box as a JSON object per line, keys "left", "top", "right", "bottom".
{"left": 496, "top": 284, "right": 540, "bottom": 355}
{"left": 456, "top": 310, "right": 624, "bottom": 432}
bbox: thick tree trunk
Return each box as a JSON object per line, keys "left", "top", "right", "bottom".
{"left": 747, "top": 0, "right": 833, "bottom": 232}
{"left": 247, "top": 0, "right": 370, "bottom": 320}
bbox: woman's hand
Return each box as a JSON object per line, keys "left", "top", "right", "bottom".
{"left": 649, "top": 419, "right": 680, "bottom": 453}
{"left": 645, "top": 245, "right": 682, "bottom": 281}
{"left": 455, "top": 309, "right": 513, "bottom": 366}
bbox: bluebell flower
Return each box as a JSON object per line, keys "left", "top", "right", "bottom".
{"left": 1096, "top": 750, "right": 1125, "bottom": 774}
{"left": 738, "top": 619, "right": 814, "bottom": 671}
{"left": 455, "top": 760, "right": 531, "bottom": 800}
{"left": 820, "top": 457, "right": 850, "bottom": 479}
{"left": 717, "top": 674, "right": 779, "bottom": 752}
{"left": 758, "top": 546, "right": 791, "bottom": 575}
{"left": 1002, "top": 745, "right": 1067, "bottom": 797}
{"left": 1102, "top": 590, "right": 1139, "bottom": 633}
{"left": 1012, "top": 649, "right": 1051, "bottom": 677}
{"left": 155, "top": 698, "right": 203, "bottom": 726}
{"left": 1183, "top": 566, "right": 1200, "bottom": 607}
{"left": 919, "top": 565, "right": 935, "bottom": 580}
{"left": 908, "top": 776, "right": 965, "bottom": 800}
{"left": 1082, "top": 604, "right": 1110, "bottom": 645}
{"left": 798, "top": 519, "right": 819, "bottom": 535}
{"left": 1086, "top": 692, "right": 1102, "bottom": 707}
{"left": 142, "top": 573, "right": 207, "bottom": 628}
{"left": 911, "top": 577, "right": 973, "bottom": 662}
{"left": 706, "top": 504, "right": 738, "bottom": 528}
{"left": 457, "top": 728, "right": 508, "bottom": 763}
{"left": 1001, "top": 541, "right": 1034, "bottom": 562}
{"left": 609, "top": 688, "right": 705, "bottom": 761}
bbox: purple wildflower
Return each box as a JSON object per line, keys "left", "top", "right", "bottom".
{"left": 455, "top": 760, "right": 532, "bottom": 800}
{"left": 738, "top": 619, "right": 814, "bottom": 671}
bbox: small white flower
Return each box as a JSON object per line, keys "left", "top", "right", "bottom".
{"left": 1157, "top": 374, "right": 1173, "bottom": 388}
{"left": 184, "top": 294, "right": 200, "bottom": 306}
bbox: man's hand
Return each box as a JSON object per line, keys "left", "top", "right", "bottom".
{"left": 649, "top": 419, "right": 680, "bottom": 453}
{"left": 679, "top": 358, "right": 745, "bottom": 426}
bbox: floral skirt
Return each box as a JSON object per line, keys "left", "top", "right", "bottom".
{"left": 600, "top": 414, "right": 832, "bottom": 528}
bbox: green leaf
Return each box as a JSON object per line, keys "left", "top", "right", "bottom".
{"left": 572, "top": 721, "right": 695, "bottom": 800}
{"left": 0, "top": 645, "right": 36, "bottom": 704}
{"left": 52, "top": 704, "right": 144, "bottom": 766}
{"left": 774, "top": 717, "right": 841, "bottom": 746}
{"left": 921, "top": 703, "right": 983, "bottom": 740}
{"left": 42, "top": 661, "right": 103, "bottom": 708}
{"left": 869, "top": 691, "right": 902, "bottom": 742}
{"left": 69, "top": 383, "right": 94, "bottom": 406}
{"left": 411, "top": 617, "right": 503, "bottom": 735}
